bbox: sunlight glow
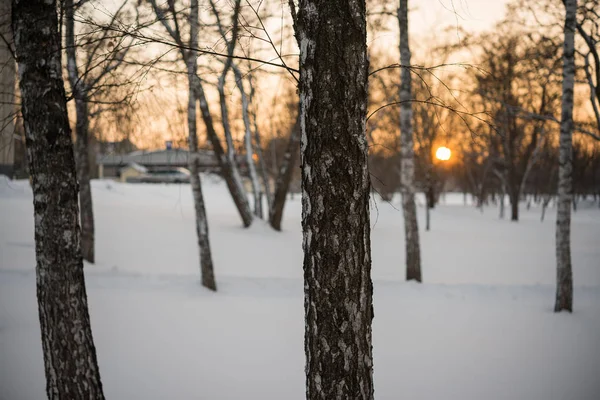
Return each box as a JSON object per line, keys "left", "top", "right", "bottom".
{"left": 436, "top": 146, "right": 451, "bottom": 161}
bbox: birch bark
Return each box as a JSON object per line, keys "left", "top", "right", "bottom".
{"left": 188, "top": 0, "right": 216, "bottom": 290}
{"left": 297, "top": 0, "right": 374, "bottom": 398}
{"left": 65, "top": 0, "right": 95, "bottom": 263}
{"left": 12, "top": 0, "right": 105, "bottom": 396}
{"left": 399, "top": 0, "right": 422, "bottom": 282}
{"left": 555, "top": 0, "right": 577, "bottom": 313}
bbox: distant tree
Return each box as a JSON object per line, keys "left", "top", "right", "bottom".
{"left": 555, "top": 0, "right": 577, "bottom": 313}
{"left": 12, "top": 0, "right": 105, "bottom": 396}
{"left": 474, "top": 28, "right": 560, "bottom": 221}
{"left": 398, "top": 0, "right": 422, "bottom": 281}
{"left": 294, "top": 0, "right": 375, "bottom": 397}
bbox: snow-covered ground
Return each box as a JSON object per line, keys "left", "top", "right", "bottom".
{"left": 1, "top": 177, "right": 599, "bottom": 400}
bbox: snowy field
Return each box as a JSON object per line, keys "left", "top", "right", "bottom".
{"left": 1, "top": 176, "right": 599, "bottom": 400}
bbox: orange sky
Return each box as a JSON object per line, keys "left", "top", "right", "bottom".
{"left": 98, "top": 0, "right": 513, "bottom": 149}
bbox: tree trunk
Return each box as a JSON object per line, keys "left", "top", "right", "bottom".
{"left": 215, "top": 12, "right": 248, "bottom": 222}
{"left": 555, "top": 0, "right": 577, "bottom": 313}
{"left": 74, "top": 97, "right": 95, "bottom": 263}
{"left": 194, "top": 80, "right": 253, "bottom": 227}
{"left": 65, "top": 0, "right": 95, "bottom": 263}
{"left": 12, "top": 1, "right": 105, "bottom": 397}
{"left": 425, "top": 199, "right": 430, "bottom": 231}
{"left": 269, "top": 114, "right": 301, "bottom": 231}
{"left": 399, "top": 0, "right": 422, "bottom": 282}
{"left": 215, "top": 76, "right": 250, "bottom": 220}
{"left": 541, "top": 194, "right": 551, "bottom": 222}
{"left": 247, "top": 70, "right": 273, "bottom": 215}
{"left": 217, "top": 73, "right": 241, "bottom": 175}
{"left": 188, "top": 0, "right": 216, "bottom": 291}
{"left": 297, "top": 0, "right": 374, "bottom": 398}
{"left": 509, "top": 187, "right": 519, "bottom": 221}
{"left": 235, "top": 70, "right": 262, "bottom": 218}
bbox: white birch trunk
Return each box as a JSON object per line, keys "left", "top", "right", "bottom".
{"left": 188, "top": 0, "right": 216, "bottom": 290}
{"left": 555, "top": 0, "right": 577, "bottom": 312}
{"left": 247, "top": 70, "right": 273, "bottom": 214}
{"left": 13, "top": 0, "right": 105, "bottom": 396}
{"left": 399, "top": 0, "right": 422, "bottom": 282}
{"left": 234, "top": 72, "right": 262, "bottom": 218}
{"left": 65, "top": 0, "right": 95, "bottom": 263}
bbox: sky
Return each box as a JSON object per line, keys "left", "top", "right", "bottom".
{"left": 368, "top": 0, "right": 511, "bottom": 49}
{"left": 413, "top": 0, "right": 510, "bottom": 33}
{"left": 96, "top": 0, "right": 515, "bottom": 148}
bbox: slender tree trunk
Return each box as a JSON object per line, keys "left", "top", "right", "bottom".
{"left": 247, "top": 70, "right": 273, "bottom": 214}
{"left": 494, "top": 170, "right": 506, "bottom": 219}
{"left": 269, "top": 114, "right": 301, "bottom": 231}
{"left": 541, "top": 194, "right": 551, "bottom": 222}
{"left": 297, "top": 0, "right": 374, "bottom": 398}
{"left": 235, "top": 71, "right": 262, "bottom": 218}
{"left": 425, "top": 198, "right": 431, "bottom": 231}
{"left": 12, "top": 1, "right": 105, "bottom": 397}
{"left": 188, "top": 0, "right": 216, "bottom": 291}
{"left": 555, "top": 0, "right": 577, "bottom": 313}
{"left": 399, "top": 0, "right": 422, "bottom": 282}
{"left": 509, "top": 187, "right": 519, "bottom": 221}
{"left": 215, "top": 12, "right": 247, "bottom": 218}
{"left": 216, "top": 76, "right": 250, "bottom": 220}
{"left": 194, "top": 80, "right": 253, "bottom": 227}
{"left": 217, "top": 75, "right": 240, "bottom": 171}
{"left": 74, "top": 97, "right": 95, "bottom": 263}
{"left": 65, "top": 0, "right": 95, "bottom": 263}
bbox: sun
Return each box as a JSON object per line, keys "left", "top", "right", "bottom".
{"left": 435, "top": 146, "right": 451, "bottom": 161}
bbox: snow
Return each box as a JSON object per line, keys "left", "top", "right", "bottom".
{"left": 1, "top": 178, "right": 599, "bottom": 400}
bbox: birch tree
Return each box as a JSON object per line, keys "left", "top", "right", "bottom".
{"left": 555, "top": 0, "right": 577, "bottom": 313}
{"left": 398, "top": 0, "right": 422, "bottom": 281}
{"left": 64, "top": 0, "right": 131, "bottom": 263}
{"left": 209, "top": 0, "right": 252, "bottom": 218}
{"left": 211, "top": 0, "right": 262, "bottom": 218}
{"left": 235, "top": 67, "right": 262, "bottom": 218}
{"left": 247, "top": 70, "right": 273, "bottom": 216}
{"left": 269, "top": 112, "right": 301, "bottom": 231}
{"left": 12, "top": 0, "right": 105, "bottom": 396}
{"left": 576, "top": 0, "right": 600, "bottom": 132}
{"left": 148, "top": 0, "right": 217, "bottom": 290}
{"left": 295, "top": 0, "right": 375, "bottom": 397}
{"left": 148, "top": 0, "right": 253, "bottom": 228}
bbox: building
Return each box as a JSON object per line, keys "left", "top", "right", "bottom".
{"left": 97, "top": 148, "right": 225, "bottom": 179}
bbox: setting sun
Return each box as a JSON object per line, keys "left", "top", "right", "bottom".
{"left": 435, "top": 146, "right": 451, "bottom": 161}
